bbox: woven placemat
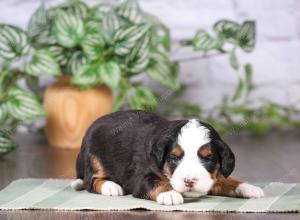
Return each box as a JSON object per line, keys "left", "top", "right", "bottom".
{"left": 0, "top": 179, "right": 299, "bottom": 212}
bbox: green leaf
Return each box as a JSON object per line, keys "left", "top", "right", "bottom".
{"left": 232, "top": 78, "right": 244, "bottom": 101}
{"left": 192, "top": 30, "right": 221, "bottom": 52}
{"left": 67, "top": 51, "right": 88, "bottom": 75}
{"left": 113, "top": 23, "right": 150, "bottom": 56}
{"left": 48, "top": 45, "right": 69, "bottom": 66}
{"left": 71, "top": 64, "right": 97, "bottom": 88}
{"left": 65, "top": 1, "right": 90, "bottom": 20}
{"left": 178, "top": 103, "right": 202, "bottom": 118}
{"left": 0, "top": 103, "right": 9, "bottom": 125}
{"left": 128, "top": 85, "right": 157, "bottom": 110}
{"left": 229, "top": 48, "right": 239, "bottom": 70}
{"left": 53, "top": 10, "right": 85, "bottom": 48}
{"left": 0, "top": 69, "right": 21, "bottom": 95}
{"left": 6, "top": 88, "right": 45, "bottom": 121}
{"left": 85, "top": 20, "right": 101, "bottom": 35}
{"left": 144, "top": 13, "right": 171, "bottom": 51}
{"left": 112, "top": 81, "right": 128, "bottom": 112}
{"left": 237, "top": 21, "right": 255, "bottom": 52}
{"left": 0, "top": 130, "right": 17, "bottom": 157}
{"left": 27, "top": 3, "right": 49, "bottom": 40}
{"left": 28, "top": 3, "right": 56, "bottom": 47}
{"left": 91, "top": 3, "right": 114, "bottom": 21}
{"left": 25, "top": 49, "right": 61, "bottom": 77}
{"left": 25, "top": 75, "right": 40, "bottom": 96}
{"left": 81, "top": 34, "right": 106, "bottom": 60}
{"left": 245, "top": 121, "right": 269, "bottom": 136}
{"left": 214, "top": 20, "right": 240, "bottom": 43}
{"left": 101, "top": 10, "right": 122, "bottom": 43}
{"left": 126, "top": 35, "right": 150, "bottom": 74}
{"left": 146, "top": 52, "right": 179, "bottom": 89}
{"left": 152, "top": 23, "right": 171, "bottom": 52}
{"left": 98, "top": 61, "right": 121, "bottom": 89}
{"left": 117, "top": 0, "right": 144, "bottom": 24}
{"left": 244, "top": 63, "right": 253, "bottom": 91}
{"left": 0, "top": 25, "right": 30, "bottom": 59}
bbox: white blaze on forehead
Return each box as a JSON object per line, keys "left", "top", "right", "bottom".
{"left": 178, "top": 119, "right": 210, "bottom": 151}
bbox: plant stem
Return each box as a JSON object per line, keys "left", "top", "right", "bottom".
{"left": 172, "top": 52, "right": 227, "bottom": 63}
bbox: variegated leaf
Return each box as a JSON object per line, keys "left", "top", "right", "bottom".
{"left": 0, "top": 103, "right": 9, "bottom": 125}
{"left": 112, "top": 81, "right": 128, "bottom": 112}
{"left": 71, "top": 64, "right": 97, "bottom": 88}
{"left": 91, "top": 3, "right": 114, "bottom": 21}
{"left": 192, "top": 30, "right": 221, "bottom": 52}
{"left": 0, "top": 130, "right": 17, "bottom": 157}
{"left": 81, "top": 34, "right": 106, "bottom": 60}
{"left": 101, "top": 10, "right": 122, "bottom": 42}
{"left": 53, "top": 10, "right": 84, "bottom": 48}
{"left": 85, "top": 20, "right": 101, "bottom": 35}
{"left": 0, "top": 25, "right": 30, "bottom": 59}
{"left": 237, "top": 21, "right": 255, "bottom": 52}
{"left": 6, "top": 88, "right": 45, "bottom": 121}
{"left": 146, "top": 52, "right": 178, "bottom": 89}
{"left": 128, "top": 85, "right": 157, "bottom": 110}
{"left": 67, "top": 1, "right": 89, "bottom": 20}
{"left": 126, "top": 35, "right": 150, "bottom": 74}
{"left": 67, "top": 51, "right": 88, "bottom": 75}
{"left": 113, "top": 23, "right": 150, "bottom": 56}
{"left": 26, "top": 49, "right": 61, "bottom": 77}
{"left": 214, "top": 20, "right": 240, "bottom": 43}
{"left": 27, "top": 3, "right": 49, "bottom": 39}
{"left": 48, "top": 45, "right": 69, "bottom": 66}
{"left": 98, "top": 61, "right": 121, "bottom": 89}
{"left": 117, "top": 0, "right": 144, "bottom": 24}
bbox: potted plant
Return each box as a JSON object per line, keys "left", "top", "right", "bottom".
{"left": 14, "top": 0, "right": 178, "bottom": 149}
{"left": 0, "top": 24, "right": 45, "bottom": 156}
{"left": 4, "top": 0, "right": 285, "bottom": 156}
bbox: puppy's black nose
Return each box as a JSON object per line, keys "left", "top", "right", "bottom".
{"left": 184, "top": 178, "right": 197, "bottom": 188}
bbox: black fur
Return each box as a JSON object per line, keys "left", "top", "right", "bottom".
{"left": 200, "top": 121, "right": 235, "bottom": 177}
{"left": 76, "top": 110, "right": 235, "bottom": 198}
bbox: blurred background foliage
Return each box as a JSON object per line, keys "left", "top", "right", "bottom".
{"left": 0, "top": 0, "right": 300, "bottom": 156}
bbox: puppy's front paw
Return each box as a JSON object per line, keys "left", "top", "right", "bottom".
{"left": 156, "top": 190, "right": 184, "bottom": 205}
{"left": 101, "top": 181, "right": 124, "bottom": 196}
{"left": 236, "top": 183, "right": 264, "bottom": 198}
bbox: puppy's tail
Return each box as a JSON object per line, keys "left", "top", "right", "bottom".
{"left": 70, "top": 179, "right": 85, "bottom": 190}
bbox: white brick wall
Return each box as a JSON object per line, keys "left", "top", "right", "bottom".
{"left": 0, "top": 0, "right": 299, "bottom": 108}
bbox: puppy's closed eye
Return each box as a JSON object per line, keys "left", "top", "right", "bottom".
{"left": 170, "top": 153, "right": 184, "bottom": 160}
{"left": 197, "top": 145, "right": 212, "bottom": 158}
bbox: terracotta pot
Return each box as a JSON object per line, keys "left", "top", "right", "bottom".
{"left": 44, "top": 77, "right": 113, "bottom": 149}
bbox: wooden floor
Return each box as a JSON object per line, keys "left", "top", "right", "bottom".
{"left": 0, "top": 130, "right": 300, "bottom": 219}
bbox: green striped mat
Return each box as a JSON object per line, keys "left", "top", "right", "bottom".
{"left": 0, "top": 179, "right": 299, "bottom": 212}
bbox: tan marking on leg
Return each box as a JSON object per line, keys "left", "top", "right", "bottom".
{"left": 210, "top": 175, "right": 241, "bottom": 197}
{"left": 148, "top": 181, "right": 173, "bottom": 201}
{"left": 90, "top": 155, "right": 108, "bottom": 193}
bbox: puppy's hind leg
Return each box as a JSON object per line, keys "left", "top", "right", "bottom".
{"left": 93, "top": 179, "right": 124, "bottom": 196}
{"left": 87, "top": 154, "right": 124, "bottom": 196}
{"left": 71, "top": 151, "right": 85, "bottom": 190}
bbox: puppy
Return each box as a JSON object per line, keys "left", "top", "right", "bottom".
{"left": 71, "top": 110, "right": 264, "bottom": 205}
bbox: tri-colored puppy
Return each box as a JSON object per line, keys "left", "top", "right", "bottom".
{"left": 71, "top": 110, "right": 264, "bottom": 205}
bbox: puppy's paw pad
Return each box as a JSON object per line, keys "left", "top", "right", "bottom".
{"left": 101, "top": 181, "right": 123, "bottom": 196}
{"left": 156, "top": 190, "right": 184, "bottom": 205}
{"left": 236, "top": 183, "right": 264, "bottom": 198}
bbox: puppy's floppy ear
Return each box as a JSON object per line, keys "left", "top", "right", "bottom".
{"left": 151, "top": 120, "right": 187, "bottom": 166}
{"left": 214, "top": 139, "right": 235, "bottom": 177}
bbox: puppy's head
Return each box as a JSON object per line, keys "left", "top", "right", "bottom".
{"left": 163, "top": 119, "right": 235, "bottom": 197}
